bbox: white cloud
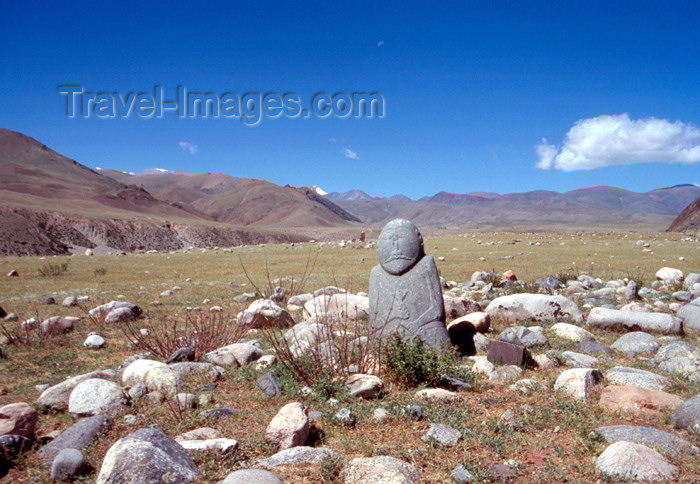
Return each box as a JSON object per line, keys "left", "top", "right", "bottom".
{"left": 342, "top": 148, "right": 359, "bottom": 160}
{"left": 179, "top": 141, "right": 198, "bottom": 155}
{"left": 328, "top": 137, "right": 337, "bottom": 143}
{"left": 536, "top": 114, "right": 700, "bottom": 171}
{"left": 377, "top": 41, "right": 384, "bottom": 47}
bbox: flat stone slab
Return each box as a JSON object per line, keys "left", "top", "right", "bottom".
{"left": 485, "top": 294, "right": 583, "bottom": 324}
{"left": 610, "top": 332, "right": 659, "bottom": 355}
{"left": 487, "top": 340, "right": 536, "bottom": 368}
{"left": 257, "top": 446, "right": 334, "bottom": 468}
{"left": 586, "top": 308, "right": 682, "bottom": 334}
{"left": 562, "top": 351, "right": 599, "bottom": 368}
{"left": 604, "top": 366, "right": 671, "bottom": 391}
{"left": 595, "top": 425, "right": 699, "bottom": 456}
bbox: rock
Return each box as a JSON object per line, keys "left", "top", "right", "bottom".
{"left": 451, "top": 464, "right": 475, "bottom": 483}
{"left": 6, "top": 270, "right": 18, "bottom": 277}
{"left": 160, "top": 290, "right": 173, "bottom": 297}
{"left": 336, "top": 408, "right": 357, "bottom": 426}
{"left": 345, "top": 374, "right": 384, "bottom": 399}
{"left": 415, "top": 388, "right": 463, "bottom": 401}
{"left": 498, "top": 409, "right": 523, "bottom": 429}
{"left": 142, "top": 391, "right": 165, "bottom": 404}
{"left": 536, "top": 276, "right": 564, "bottom": 290}
{"left": 610, "top": 332, "right": 659, "bottom": 355}
{"left": 68, "top": 378, "right": 128, "bottom": 419}
{"left": 40, "top": 316, "right": 74, "bottom": 335}
{"left": 255, "top": 354, "right": 278, "bottom": 370}
{"left": 595, "top": 425, "right": 699, "bottom": 457}
{"left": 534, "top": 353, "right": 560, "bottom": 369}
{"left": 38, "top": 415, "right": 113, "bottom": 463}
{"left": 122, "top": 359, "right": 166, "bottom": 387}
{"left": 473, "top": 332, "right": 490, "bottom": 353}
{"left": 178, "top": 438, "right": 238, "bottom": 454}
{"left": 145, "top": 366, "right": 184, "bottom": 395}
{"left": 586, "top": 308, "right": 682, "bottom": 334}
{"left": 421, "top": 423, "right": 462, "bottom": 446}
{"left": 198, "top": 408, "right": 241, "bottom": 420}
{"left": 0, "top": 403, "right": 37, "bottom": 439}
{"left": 472, "top": 357, "right": 495, "bottom": 376}
{"left": 342, "top": 455, "right": 420, "bottom": 484}
{"left": 204, "top": 342, "right": 264, "bottom": 367}
{"left": 176, "top": 393, "right": 196, "bottom": 410}
{"left": 220, "top": 469, "right": 284, "bottom": 484}
{"left": 509, "top": 378, "right": 548, "bottom": 395}
{"left": 257, "top": 373, "right": 282, "bottom": 397}
{"left": 51, "top": 448, "right": 87, "bottom": 482}
{"left": 96, "top": 427, "right": 199, "bottom": 483}
{"left": 313, "top": 286, "right": 347, "bottom": 297}
{"left": 373, "top": 408, "right": 388, "bottom": 423}
{"left": 599, "top": 385, "right": 682, "bottom": 417}
{"left": 497, "top": 325, "right": 547, "bottom": 348}
{"left": 487, "top": 340, "right": 536, "bottom": 368}
{"left": 36, "top": 369, "right": 116, "bottom": 412}
{"left": 168, "top": 362, "right": 224, "bottom": 382}
{"left": 43, "top": 296, "right": 56, "bottom": 305}
{"left": 677, "top": 303, "right": 700, "bottom": 335}
{"left": 654, "top": 341, "right": 700, "bottom": 382}
{"left": 265, "top": 402, "right": 309, "bottom": 450}
{"left": 83, "top": 333, "right": 106, "bottom": 349}
{"left": 304, "top": 292, "right": 370, "bottom": 321}
{"left": 489, "top": 365, "right": 523, "bottom": 385}
{"left": 554, "top": 368, "right": 603, "bottom": 401}
{"left": 604, "top": 367, "right": 671, "bottom": 391}
{"left": 175, "top": 427, "right": 220, "bottom": 442}
{"left": 237, "top": 299, "right": 294, "bottom": 328}
{"left": 436, "top": 373, "right": 471, "bottom": 392}
{"left": 0, "top": 434, "right": 33, "bottom": 466}
{"left": 671, "top": 395, "right": 700, "bottom": 436}
{"left": 595, "top": 441, "right": 678, "bottom": 481}
{"left": 551, "top": 323, "right": 595, "bottom": 343}
{"left": 257, "top": 446, "right": 334, "bottom": 468}
{"left": 561, "top": 351, "right": 599, "bottom": 368}
{"left": 443, "top": 295, "right": 481, "bottom": 319}
{"left": 656, "top": 267, "right": 683, "bottom": 283}
{"left": 625, "top": 280, "right": 639, "bottom": 301}
{"left": 369, "top": 219, "right": 450, "bottom": 350}
{"left": 574, "top": 341, "right": 614, "bottom": 355}
{"left": 165, "top": 346, "right": 195, "bottom": 364}
{"left": 89, "top": 301, "right": 142, "bottom": 323}
{"left": 485, "top": 294, "right": 583, "bottom": 324}
{"left": 62, "top": 296, "right": 77, "bottom": 307}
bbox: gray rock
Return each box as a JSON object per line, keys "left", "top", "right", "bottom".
{"left": 198, "top": 408, "right": 241, "bottom": 420}
{"left": 654, "top": 341, "right": 700, "bottom": 382}
{"left": 257, "top": 373, "right": 282, "bottom": 397}
{"left": 369, "top": 219, "right": 450, "bottom": 350}
{"left": 62, "top": 296, "right": 78, "bottom": 307}
{"left": 89, "top": 301, "right": 142, "bottom": 323}
{"left": 673, "top": 291, "right": 692, "bottom": 302}
{"left": 586, "top": 308, "right": 682, "bottom": 334}
{"left": 204, "top": 342, "right": 264, "bottom": 367}
{"left": 595, "top": 425, "right": 699, "bottom": 456}
{"left": 345, "top": 374, "right": 384, "bottom": 399}
{"left": 176, "top": 393, "right": 196, "bottom": 410}
{"left": 487, "top": 340, "right": 536, "bottom": 368}
{"left": 221, "top": 469, "right": 284, "bottom": 484}
{"left": 83, "top": 333, "right": 106, "bottom": 349}
{"left": 96, "top": 427, "right": 199, "bottom": 483}
{"left": 237, "top": 299, "right": 294, "bottom": 328}
{"left": 561, "top": 351, "right": 599, "bottom": 368}
{"left": 36, "top": 369, "right": 116, "bottom": 412}
{"left": 0, "top": 434, "right": 33, "bottom": 464}
{"left": 574, "top": 341, "right": 614, "bottom": 355}
{"left": 551, "top": 323, "right": 595, "bottom": 343}
{"left": 257, "top": 446, "right": 334, "bottom": 468}
{"left": 489, "top": 365, "right": 523, "bottom": 385}
{"left": 373, "top": 408, "right": 388, "bottom": 423}
{"left": 509, "top": 378, "right": 548, "bottom": 395}
{"left": 485, "top": 293, "right": 583, "bottom": 324}
{"left": 498, "top": 409, "right": 523, "bottom": 429}
{"left": 43, "top": 296, "right": 56, "bottom": 305}
{"left": 343, "top": 455, "right": 420, "bottom": 484}
{"left": 677, "top": 303, "right": 700, "bottom": 335}
{"left": 421, "top": 423, "right": 462, "bottom": 446}
{"left": 595, "top": 441, "right": 678, "bottom": 481}
{"left": 625, "top": 280, "right": 639, "bottom": 301}
{"left": 610, "top": 332, "right": 659, "bottom": 355}
{"left": 473, "top": 333, "right": 490, "bottom": 353}
{"left": 671, "top": 395, "right": 700, "bottom": 436}
{"left": 536, "top": 276, "right": 564, "bottom": 290}
{"left": 497, "top": 325, "right": 547, "bottom": 348}
{"left": 168, "top": 362, "right": 224, "bottom": 381}
{"left": 165, "top": 346, "right": 195, "bottom": 364}
{"left": 336, "top": 408, "right": 357, "bottom": 426}
{"left": 68, "top": 378, "right": 128, "bottom": 419}
{"left": 450, "top": 464, "right": 475, "bottom": 483}
{"left": 685, "top": 273, "right": 700, "bottom": 287}
{"left": 127, "top": 384, "right": 148, "bottom": 400}
{"left": 265, "top": 402, "right": 309, "bottom": 450}
{"left": 604, "top": 366, "right": 671, "bottom": 391}
{"left": 51, "top": 448, "right": 87, "bottom": 482}
{"left": 39, "top": 415, "right": 113, "bottom": 463}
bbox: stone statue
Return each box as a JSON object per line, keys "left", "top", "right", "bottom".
{"left": 369, "top": 219, "right": 450, "bottom": 350}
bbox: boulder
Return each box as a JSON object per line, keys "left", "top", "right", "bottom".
{"left": 257, "top": 446, "right": 334, "bottom": 468}
{"left": 265, "top": 402, "right": 309, "bottom": 450}
{"left": 421, "top": 423, "right": 462, "bottom": 446}
{"left": 554, "top": 368, "right": 603, "bottom": 401}
{"left": 237, "top": 299, "right": 294, "bottom": 328}
{"left": 68, "top": 379, "right": 128, "bottom": 419}
{"left": 610, "top": 332, "right": 659, "bottom": 355}
{"left": 595, "top": 425, "right": 699, "bottom": 457}
{"left": 671, "top": 395, "right": 700, "bottom": 436}
{"left": 443, "top": 295, "right": 481, "bottom": 319}
{"left": 204, "top": 342, "right": 264, "bottom": 367}
{"left": 96, "top": 427, "right": 199, "bottom": 483}
{"left": 497, "top": 325, "right": 547, "bottom": 348}
{"left": 342, "top": 456, "right": 420, "bottom": 484}
{"left": 604, "top": 367, "right": 671, "bottom": 391}
{"left": 561, "top": 351, "right": 598, "bottom": 368}
{"left": 39, "top": 415, "right": 113, "bottom": 463}
{"left": 586, "top": 308, "right": 682, "bottom": 334}
{"left": 0, "top": 403, "right": 37, "bottom": 439}
{"left": 486, "top": 294, "right": 583, "bottom": 324}
{"left": 89, "top": 301, "right": 142, "bottom": 323}
{"left": 345, "top": 374, "right": 384, "bottom": 399}
{"left": 677, "top": 303, "right": 700, "bottom": 335}
{"left": 551, "top": 323, "right": 595, "bottom": 343}
{"left": 487, "top": 340, "right": 536, "bottom": 368}
{"left": 40, "top": 316, "right": 75, "bottom": 335}
{"left": 654, "top": 341, "right": 700, "bottom": 382}
{"left": 599, "top": 385, "right": 682, "bottom": 417}
{"left": 121, "top": 359, "right": 166, "bottom": 388}
{"left": 489, "top": 365, "right": 523, "bottom": 385}
{"left": 36, "top": 369, "right": 116, "bottom": 412}
{"left": 51, "top": 448, "right": 88, "bottom": 482}
{"left": 655, "top": 267, "right": 683, "bottom": 283}
{"left": 220, "top": 469, "right": 284, "bottom": 484}
{"left": 595, "top": 441, "right": 678, "bottom": 482}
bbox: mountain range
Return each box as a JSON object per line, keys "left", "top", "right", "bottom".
{"left": 1, "top": 127, "right": 698, "bottom": 255}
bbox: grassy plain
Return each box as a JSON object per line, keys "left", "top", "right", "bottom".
{"left": 0, "top": 231, "right": 699, "bottom": 482}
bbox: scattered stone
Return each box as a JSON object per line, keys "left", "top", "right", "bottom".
{"left": 83, "top": 333, "right": 106, "bottom": 349}
{"left": 265, "top": 402, "right": 309, "bottom": 450}
{"left": 436, "top": 373, "right": 472, "bottom": 392}
{"left": 36, "top": 369, "right": 116, "bottom": 412}
{"left": 656, "top": 267, "right": 683, "bottom": 283}
{"left": 533, "top": 353, "right": 560, "bottom": 369}
{"left": 421, "top": 423, "right": 462, "bottom": 446}
{"left": 175, "top": 427, "right": 220, "bottom": 442}
{"left": 595, "top": 441, "right": 678, "bottom": 482}
{"left": 89, "top": 301, "right": 142, "bottom": 323}
{"left": 677, "top": 303, "right": 700, "bottom": 335}
{"left": 369, "top": 219, "right": 450, "bottom": 350}
{"left": 671, "top": 395, "right": 700, "bottom": 436}
{"left": 257, "top": 373, "right": 282, "bottom": 397}
{"left": 0, "top": 434, "right": 33, "bottom": 467}
{"left": 160, "top": 290, "right": 173, "bottom": 297}
{"left": 238, "top": 299, "right": 294, "bottom": 328}
{"left": 450, "top": 464, "right": 475, "bottom": 483}
{"left": 345, "top": 374, "right": 384, "bottom": 399}
{"left": 62, "top": 296, "right": 77, "bottom": 307}
{"left": 472, "top": 357, "right": 495, "bottom": 376}
{"left": 498, "top": 409, "right": 523, "bottom": 429}
{"left": 561, "top": 351, "right": 599, "bottom": 368}
{"left": 625, "top": 280, "right": 639, "bottom": 301}
{"left": 574, "top": 341, "right": 614, "bottom": 355}
{"left": 255, "top": 354, "right": 278, "bottom": 370}
{"left": 595, "top": 425, "right": 700, "bottom": 457}
{"left": 178, "top": 438, "right": 238, "bottom": 454}
{"left": 0, "top": 403, "right": 37, "bottom": 439}
{"left": 604, "top": 367, "right": 671, "bottom": 391}
{"left": 176, "top": 393, "right": 196, "bottom": 410}
{"left": 551, "top": 323, "right": 595, "bottom": 343}
{"left": 142, "top": 391, "right": 164, "bottom": 404}
{"left": 342, "top": 455, "right": 420, "bottom": 484}
{"left": 51, "top": 448, "right": 87, "bottom": 482}
{"left": 42, "top": 296, "right": 56, "bottom": 305}
{"left": 204, "top": 342, "right": 264, "bottom": 367}
{"left": 485, "top": 293, "right": 583, "bottom": 324}
{"left": 40, "top": 316, "right": 74, "bottom": 335}
{"left": 654, "top": 341, "right": 700, "bottom": 382}
{"left": 599, "top": 385, "right": 682, "bottom": 417}
{"left": 554, "top": 368, "right": 603, "bottom": 401}
{"left": 509, "top": 378, "right": 548, "bottom": 395}
{"left": 587, "top": 308, "right": 682, "bottom": 334}
{"left": 166, "top": 346, "right": 195, "bottom": 364}
{"left": 610, "top": 332, "right": 659, "bottom": 355}
{"left": 336, "top": 408, "right": 357, "bottom": 426}
{"left": 497, "top": 325, "right": 548, "bottom": 348}
{"left": 415, "top": 388, "right": 462, "bottom": 401}
{"left": 257, "top": 446, "right": 334, "bottom": 468}
{"left": 6, "top": 270, "right": 18, "bottom": 277}
{"left": 96, "top": 427, "right": 199, "bottom": 483}
{"left": 198, "top": 408, "right": 241, "bottom": 420}
{"left": 373, "top": 408, "right": 388, "bottom": 423}
{"left": 168, "top": 362, "right": 224, "bottom": 382}
{"left": 487, "top": 340, "right": 536, "bottom": 368}
{"left": 490, "top": 463, "right": 516, "bottom": 480}
{"left": 220, "top": 469, "right": 284, "bottom": 484}
{"left": 489, "top": 365, "right": 523, "bottom": 385}
{"left": 39, "top": 414, "right": 113, "bottom": 463}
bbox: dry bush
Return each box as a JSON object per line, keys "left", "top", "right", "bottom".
{"left": 122, "top": 311, "right": 246, "bottom": 360}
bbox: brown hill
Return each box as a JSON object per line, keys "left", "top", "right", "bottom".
{"left": 667, "top": 196, "right": 700, "bottom": 232}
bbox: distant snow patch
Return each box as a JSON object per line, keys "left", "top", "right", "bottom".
{"left": 312, "top": 185, "right": 327, "bottom": 196}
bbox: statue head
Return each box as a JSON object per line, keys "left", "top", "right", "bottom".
{"left": 377, "top": 218, "right": 424, "bottom": 275}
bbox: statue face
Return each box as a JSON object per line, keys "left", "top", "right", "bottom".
{"left": 377, "top": 219, "right": 423, "bottom": 275}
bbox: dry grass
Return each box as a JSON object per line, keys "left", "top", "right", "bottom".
{"left": 0, "top": 232, "right": 699, "bottom": 482}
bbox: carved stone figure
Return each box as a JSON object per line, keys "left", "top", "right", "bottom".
{"left": 369, "top": 219, "right": 450, "bottom": 350}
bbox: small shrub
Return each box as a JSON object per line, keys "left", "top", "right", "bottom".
{"left": 93, "top": 267, "right": 107, "bottom": 276}
{"left": 320, "top": 453, "right": 345, "bottom": 483}
{"left": 381, "top": 333, "right": 457, "bottom": 388}
{"left": 37, "top": 261, "right": 69, "bottom": 276}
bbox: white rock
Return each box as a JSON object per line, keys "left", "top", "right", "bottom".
{"left": 554, "top": 368, "right": 603, "bottom": 401}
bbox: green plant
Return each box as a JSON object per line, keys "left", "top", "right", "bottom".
{"left": 381, "top": 333, "right": 457, "bottom": 388}
{"left": 37, "top": 260, "right": 69, "bottom": 276}
{"left": 93, "top": 267, "right": 107, "bottom": 276}
{"left": 320, "top": 453, "right": 345, "bottom": 483}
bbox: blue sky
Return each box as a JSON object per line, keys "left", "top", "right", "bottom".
{"left": 2, "top": 1, "right": 699, "bottom": 199}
